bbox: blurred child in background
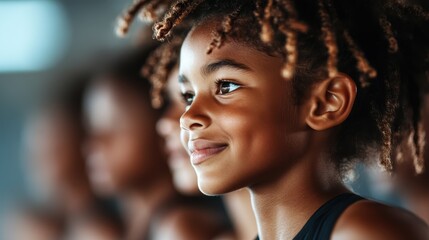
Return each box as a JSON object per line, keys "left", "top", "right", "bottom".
{"left": 23, "top": 79, "right": 94, "bottom": 216}
{"left": 20, "top": 77, "right": 123, "bottom": 239}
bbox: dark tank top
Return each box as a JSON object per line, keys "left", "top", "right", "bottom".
{"left": 255, "top": 193, "right": 364, "bottom": 240}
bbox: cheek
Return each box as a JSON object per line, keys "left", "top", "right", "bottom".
{"left": 218, "top": 95, "right": 304, "bottom": 172}
{"left": 219, "top": 96, "right": 292, "bottom": 146}
{"left": 114, "top": 130, "right": 163, "bottom": 178}
{"left": 112, "top": 122, "right": 149, "bottom": 158}
{"left": 99, "top": 135, "right": 139, "bottom": 184}
{"left": 117, "top": 134, "right": 148, "bottom": 163}
{"left": 116, "top": 138, "right": 139, "bottom": 163}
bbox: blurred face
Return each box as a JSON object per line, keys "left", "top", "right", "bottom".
{"left": 179, "top": 22, "right": 308, "bottom": 195}
{"left": 85, "top": 79, "right": 166, "bottom": 196}
{"left": 157, "top": 68, "right": 199, "bottom": 194}
{"left": 25, "top": 110, "right": 85, "bottom": 200}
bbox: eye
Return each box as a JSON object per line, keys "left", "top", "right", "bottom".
{"left": 216, "top": 80, "right": 241, "bottom": 95}
{"left": 180, "top": 91, "right": 194, "bottom": 106}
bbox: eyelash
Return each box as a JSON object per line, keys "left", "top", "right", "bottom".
{"left": 180, "top": 79, "right": 242, "bottom": 106}
{"left": 181, "top": 91, "right": 194, "bottom": 106}
{"left": 215, "top": 79, "right": 242, "bottom": 95}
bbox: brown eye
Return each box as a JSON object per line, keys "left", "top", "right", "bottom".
{"left": 180, "top": 92, "right": 194, "bottom": 106}
{"left": 216, "top": 81, "right": 241, "bottom": 95}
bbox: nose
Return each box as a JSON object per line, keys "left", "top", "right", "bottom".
{"left": 180, "top": 96, "right": 211, "bottom": 131}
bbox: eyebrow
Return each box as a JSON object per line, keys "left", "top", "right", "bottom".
{"left": 178, "top": 59, "right": 252, "bottom": 84}
{"left": 201, "top": 59, "right": 252, "bottom": 76}
{"left": 178, "top": 74, "right": 188, "bottom": 83}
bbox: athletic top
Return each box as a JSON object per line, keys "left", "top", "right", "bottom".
{"left": 255, "top": 193, "right": 364, "bottom": 240}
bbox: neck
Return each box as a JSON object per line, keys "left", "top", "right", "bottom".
{"left": 223, "top": 189, "right": 258, "bottom": 240}
{"left": 249, "top": 152, "right": 346, "bottom": 240}
{"left": 120, "top": 176, "right": 177, "bottom": 240}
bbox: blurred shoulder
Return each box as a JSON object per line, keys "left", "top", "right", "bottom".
{"left": 332, "top": 200, "right": 429, "bottom": 240}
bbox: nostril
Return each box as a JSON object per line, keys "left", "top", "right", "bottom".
{"left": 180, "top": 115, "right": 205, "bottom": 130}
{"left": 189, "top": 122, "right": 204, "bottom": 130}
{"left": 180, "top": 112, "right": 211, "bottom": 130}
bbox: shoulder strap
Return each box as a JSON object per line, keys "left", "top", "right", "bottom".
{"left": 294, "top": 193, "right": 364, "bottom": 240}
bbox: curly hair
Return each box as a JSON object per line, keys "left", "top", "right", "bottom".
{"left": 117, "top": 0, "right": 429, "bottom": 175}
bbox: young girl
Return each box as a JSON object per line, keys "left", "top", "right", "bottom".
{"left": 22, "top": 79, "right": 123, "bottom": 240}
{"left": 24, "top": 81, "right": 95, "bottom": 216}
{"left": 118, "top": 0, "right": 429, "bottom": 239}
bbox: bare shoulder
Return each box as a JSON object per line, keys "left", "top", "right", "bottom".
{"left": 331, "top": 200, "right": 429, "bottom": 240}
{"left": 152, "top": 206, "right": 227, "bottom": 240}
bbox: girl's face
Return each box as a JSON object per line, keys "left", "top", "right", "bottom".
{"left": 179, "top": 22, "right": 309, "bottom": 195}
{"left": 85, "top": 80, "right": 165, "bottom": 195}
{"left": 157, "top": 67, "right": 199, "bottom": 195}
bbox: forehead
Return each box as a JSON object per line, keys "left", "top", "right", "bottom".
{"left": 85, "top": 80, "right": 149, "bottom": 127}
{"left": 87, "top": 80, "right": 144, "bottom": 110}
{"left": 180, "top": 21, "right": 284, "bottom": 75}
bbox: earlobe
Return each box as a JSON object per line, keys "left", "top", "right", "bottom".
{"left": 306, "top": 73, "right": 357, "bottom": 131}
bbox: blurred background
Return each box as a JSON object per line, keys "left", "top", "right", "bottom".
{"left": 0, "top": 0, "right": 142, "bottom": 217}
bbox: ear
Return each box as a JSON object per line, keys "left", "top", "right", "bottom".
{"left": 305, "top": 73, "right": 357, "bottom": 131}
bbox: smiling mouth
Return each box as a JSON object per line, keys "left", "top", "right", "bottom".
{"left": 188, "top": 140, "right": 228, "bottom": 165}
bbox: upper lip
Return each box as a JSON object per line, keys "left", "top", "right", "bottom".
{"left": 188, "top": 139, "right": 228, "bottom": 153}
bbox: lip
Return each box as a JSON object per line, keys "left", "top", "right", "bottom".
{"left": 188, "top": 139, "right": 228, "bottom": 165}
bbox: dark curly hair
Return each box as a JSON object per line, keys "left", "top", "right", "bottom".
{"left": 117, "top": 0, "right": 429, "bottom": 175}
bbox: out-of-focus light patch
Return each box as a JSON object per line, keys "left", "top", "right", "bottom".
{"left": 0, "top": 1, "right": 69, "bottom": 72}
